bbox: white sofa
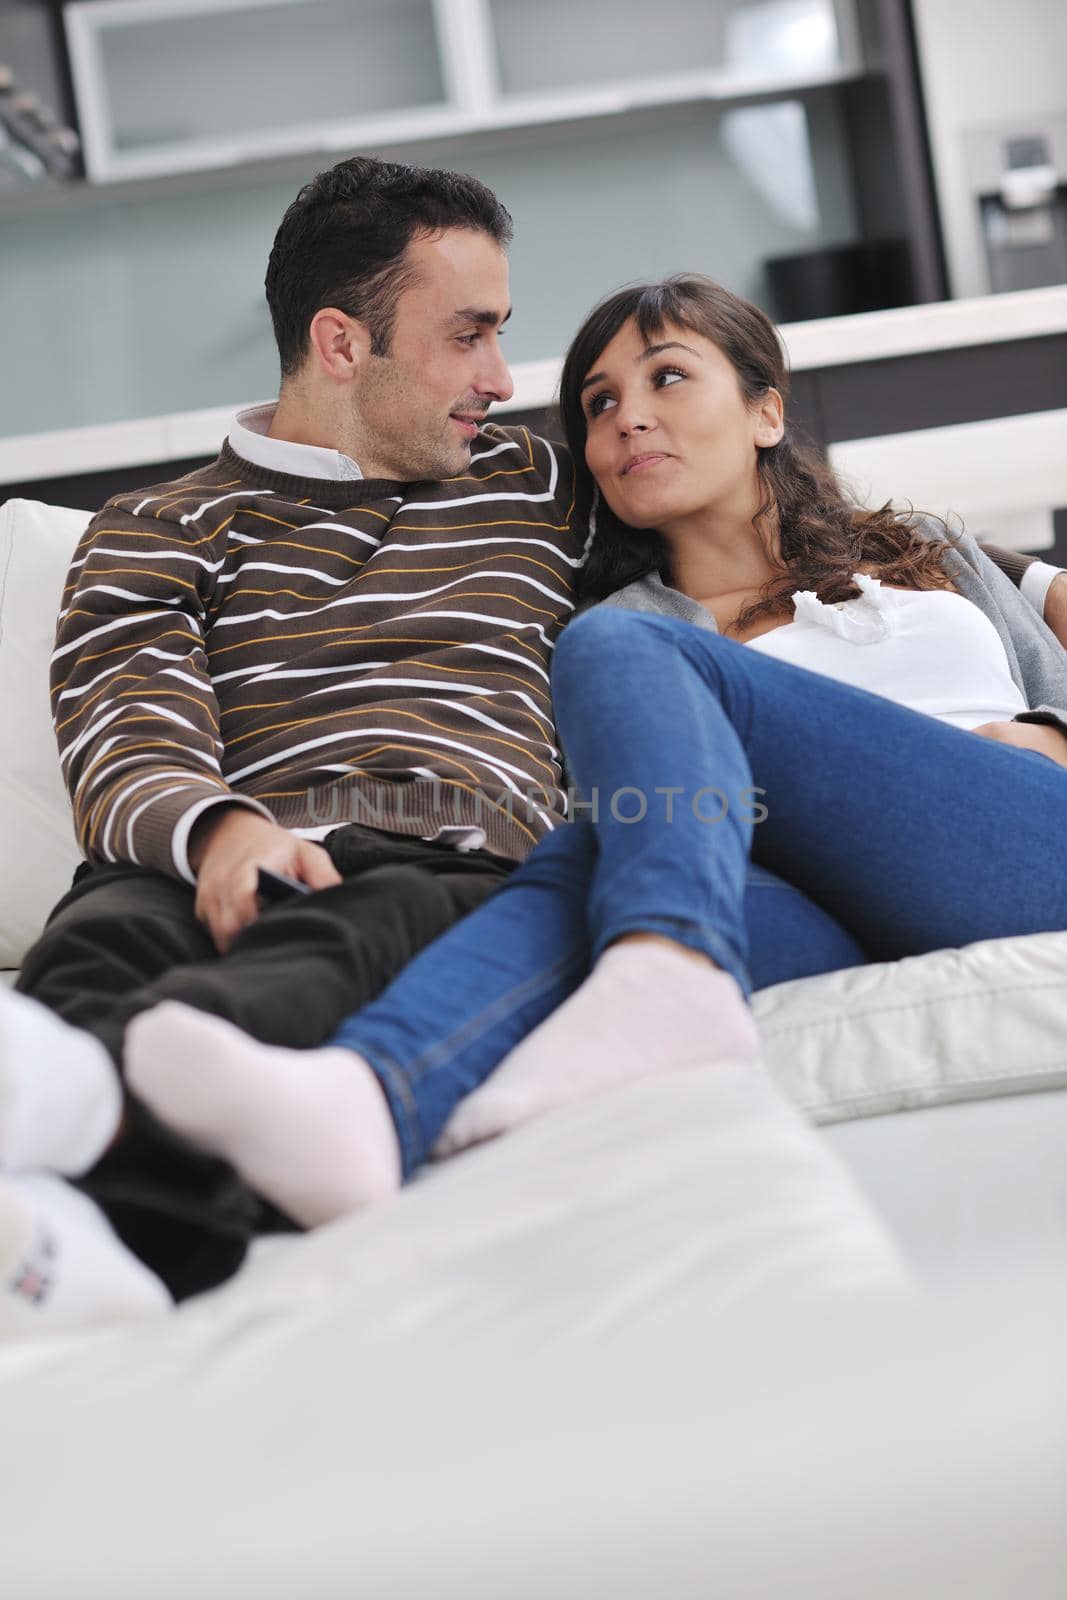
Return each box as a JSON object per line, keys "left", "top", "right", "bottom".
{"left": 3, "top": 491, "right": 1065, "bottom": 1275}
{"left": 1, "top": 495, "right": 1065, "bottom": 1597}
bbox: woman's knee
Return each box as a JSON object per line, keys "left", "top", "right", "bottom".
{"left": 554, "top": 606, "right": 736, "bottom": 680}
{"left": 553, "top": 607, "right": 662, "bottom": 685}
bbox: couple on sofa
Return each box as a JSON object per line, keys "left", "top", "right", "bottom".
{"left": 3, "top": 155, "right": 1067, "bottom": 1339}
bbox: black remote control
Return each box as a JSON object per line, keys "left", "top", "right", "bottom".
{"left": 256, "top": 867, "right": 313, "bottom": 904}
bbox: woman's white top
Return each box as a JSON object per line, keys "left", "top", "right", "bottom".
{"left": 745, "top": 574, "right": 1028, "bottom": 730}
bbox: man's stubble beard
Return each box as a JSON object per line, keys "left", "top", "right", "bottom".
{"left": 387, "top": 427, "right": 469, "bottom": 483}
{"left": 356, "top": 361, "right": 469, "bottom": 482}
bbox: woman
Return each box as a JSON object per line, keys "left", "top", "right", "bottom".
{"left": 125, "top": 276, "right": 1067, "bottom": 1228}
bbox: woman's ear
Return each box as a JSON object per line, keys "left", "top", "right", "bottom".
{"left": 754, "top": 387, "right": 785, "bottom": 448}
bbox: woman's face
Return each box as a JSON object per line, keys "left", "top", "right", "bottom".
{"left": 580, "top": 317, "right": 782, "bottom": 534}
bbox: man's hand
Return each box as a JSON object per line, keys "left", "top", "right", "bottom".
{"left": 972, "top": 720, "right": 1067, "bottom": 768}
{"left": 1043, "top": 572, "right": 1067, "bottom": 650}
{"left": 188, "top": 807, "right": 341, "bottom": 953}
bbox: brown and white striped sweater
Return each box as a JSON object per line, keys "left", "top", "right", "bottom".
{"left": 52, "top": 424, "right": 583, "bottom": 879}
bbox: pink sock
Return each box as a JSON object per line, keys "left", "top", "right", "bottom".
{"left": 435, "top": 941, "right": 759, "bottom": 1157}
{"left": 125, "top": 1004, "right": 401, "bottom": 1228}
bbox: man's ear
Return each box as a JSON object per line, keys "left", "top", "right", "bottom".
{"left": 754, "top": 387, "right": 785, "bottom": 449}
{"left": 307, "top": 307, "right": 371, "bottom": 382}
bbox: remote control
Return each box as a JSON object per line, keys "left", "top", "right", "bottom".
{"left": 256, "top": 867, "right": 313, "bottom": 903}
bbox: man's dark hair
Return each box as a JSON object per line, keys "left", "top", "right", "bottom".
{"left": 265, "top": 156, "right": 513, "bottom": 376}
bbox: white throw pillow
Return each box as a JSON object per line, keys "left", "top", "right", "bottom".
{"left": 0, "top": 498, "right": 90, "bottom": 969}
{"left": 754, "top": 927, "right": 1067, "bottom": 1117}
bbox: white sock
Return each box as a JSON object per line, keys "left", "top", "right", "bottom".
{"left": 0, "top": 1171, "right": 171, "bottom": 1341}
{"left": 125, "top": 1003, "right": 402, "bottom": 1228}
{"left": 0, "top": 991, "right": 122, "bottom": 1175}
{"left": 435, "top": 941, "right": 760, "bottom": 1157}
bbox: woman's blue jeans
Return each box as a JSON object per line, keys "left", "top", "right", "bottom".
{"left": 334, "top": 609, "right": 1067, "bottom": 1177}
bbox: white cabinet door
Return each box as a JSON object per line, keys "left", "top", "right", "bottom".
{"left": 65, "top": 0, "right": 461, "bottom": 182}
{"left": 63, "top": 0, "right": 865, "bottom": 185}
{"left": 487, "top": 0, "right": 856, "bottom": 99}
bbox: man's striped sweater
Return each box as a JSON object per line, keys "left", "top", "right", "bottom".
{"left": 52, "top": 423, "right": 583, "bottom": 880}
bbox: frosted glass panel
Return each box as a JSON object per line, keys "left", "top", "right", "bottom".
{"left": 724, "top": 0, "right": 840, "bottom": 75}
{"left": 489, "top": 0, "right": 846, "bottom": 96}
{"left": 94, "top": 0, "right": 445, "bottom": 153}
{"left": 490, "top": 0, "right": 725, "bottom": 93}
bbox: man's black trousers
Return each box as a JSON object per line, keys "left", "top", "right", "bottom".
{"left": 16, "top": 824, "right": 511, "bottom": 1300}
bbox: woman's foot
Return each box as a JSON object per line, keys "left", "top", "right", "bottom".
{"left": 125, "top": 1004, "right": 401, "bottom": 1228}
{"left": 435, "top": 941, "right": 760, "bottom": 1156}
{"left": 0, "top": 1171, "right": 171, "bottom": 1341}
{"left": 0, "top": 991, "right": 121, "bottom": 1175}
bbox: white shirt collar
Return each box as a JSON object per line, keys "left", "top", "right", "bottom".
{"left": 228, "top": 402, "right": 363, "bottom": 481}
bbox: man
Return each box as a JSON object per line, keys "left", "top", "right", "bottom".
{"left": 1, "top": 155, "right": 1063, "bottom": 1338}
{"left": 0, "top": 156, "right": 582, "bottom": 1336}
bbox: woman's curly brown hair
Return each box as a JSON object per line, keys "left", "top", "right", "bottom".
{"left": 559, "top": 275, "right": 957, "bottom": 635}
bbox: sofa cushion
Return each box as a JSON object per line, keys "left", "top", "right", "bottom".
{"left": 0, "top": 498, "right": 89, "bottom": 968}
{"left": 754, "top": 928, "right": 1067, "bottom": 1119}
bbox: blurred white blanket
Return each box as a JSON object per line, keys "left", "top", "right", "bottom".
{"left": 0, "top": 1062, "right": 1062, "bottom": 1598}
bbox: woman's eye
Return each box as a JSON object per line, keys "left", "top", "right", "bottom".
{"left": 654, "top": 367, "right": 686, "bottom": 388}
{"left": 586, "top": 392, "right": 616, "bottom": 418}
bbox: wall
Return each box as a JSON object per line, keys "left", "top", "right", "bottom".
{"left": 910, "top": 0, "right": 1067, "bottom": 299}
{"left": 0, "top": 92, "right": 857, "bottom": 439}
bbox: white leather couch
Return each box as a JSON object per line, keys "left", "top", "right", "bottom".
{"left": 3, "top": 491, "right": 1065, "bottom": 1279}
{"left": 2, "top": 494, "right": 1066, "bottom": 1597}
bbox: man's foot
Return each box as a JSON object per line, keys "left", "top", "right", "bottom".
{"left": 434, "top": 941, "right": 760, "bottom": 1157}
{"left": 0, "top": 1171, "right": 171, "bottom": 1341}
{"left": 125, "top": 1004, "right": 402, "bottom": 1228}
{"left": 0, "top": 991, "right": 121, "bottom": 1174}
